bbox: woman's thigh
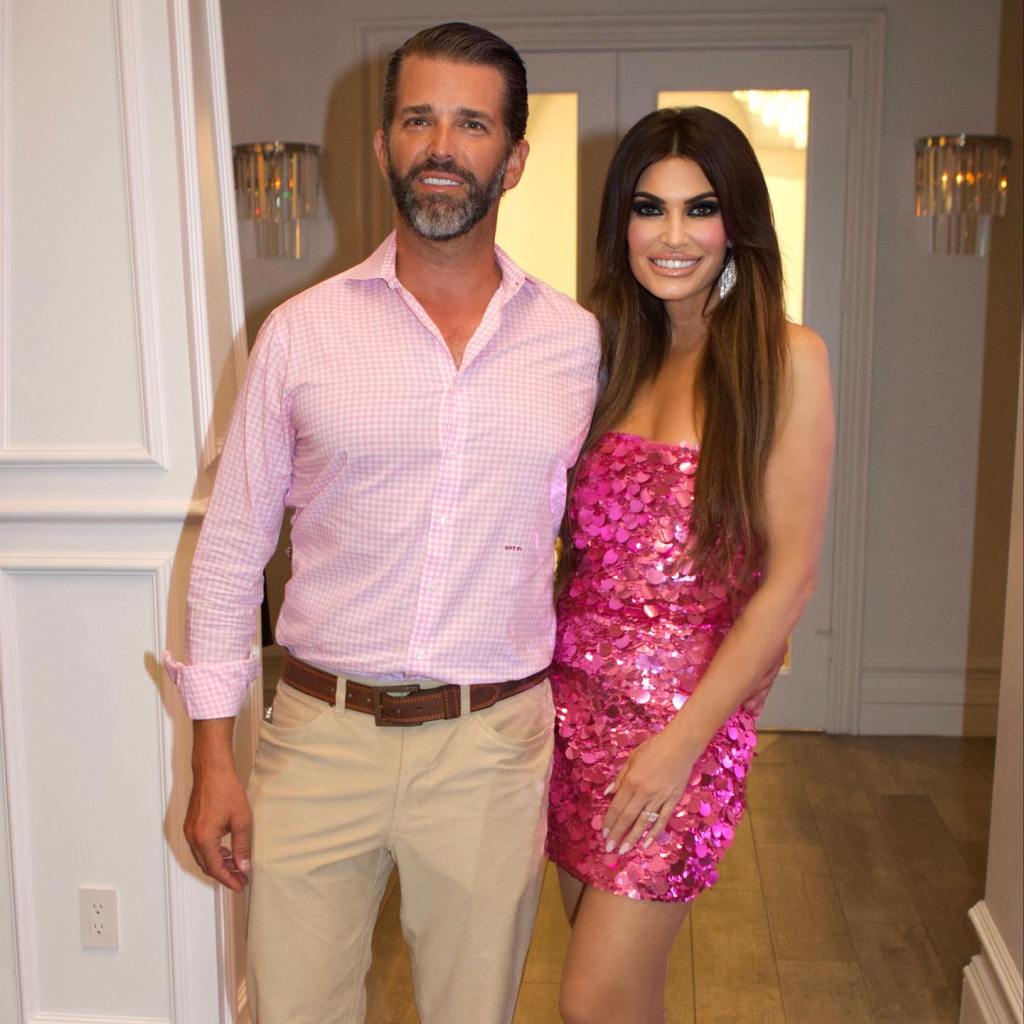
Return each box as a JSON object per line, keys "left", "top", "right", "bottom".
{"left": 560, "top": 885, "right": 691, "bottom": 1024}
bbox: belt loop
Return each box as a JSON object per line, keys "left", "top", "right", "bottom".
{"left": 459, "top": 685, "right": 473, "bottom": 718}
{"left": 334, "top": 676, "right": 348, "bottom": 716}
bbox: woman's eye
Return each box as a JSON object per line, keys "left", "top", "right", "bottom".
{"left": 631, "top": 201, "right": 662, "bottom": 217}
{"left": 689, "top": 201, "right": 720, "bottom": 217}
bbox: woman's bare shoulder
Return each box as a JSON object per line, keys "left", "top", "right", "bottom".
{"left": 784, "top": 322, "right": 829, "bottom": 372}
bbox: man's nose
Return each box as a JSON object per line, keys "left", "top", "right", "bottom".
{"left": 426, "top": 122, "right": 454, "bottom": 160}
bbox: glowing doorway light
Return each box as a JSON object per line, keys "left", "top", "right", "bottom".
{"left": 732, "top": 90, "right": 809, "bottom": 150}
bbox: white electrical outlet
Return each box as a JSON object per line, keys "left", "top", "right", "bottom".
{"left": 79, "top": 887, "right": 118, "bottom": 949}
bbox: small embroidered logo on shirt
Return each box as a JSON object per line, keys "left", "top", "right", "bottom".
{"left": 504, "top": 544, "right": 523, "bottom": 552}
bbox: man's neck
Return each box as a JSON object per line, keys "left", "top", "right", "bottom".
{"left": 393, "top": 216, "right": 503, "bottom": 312}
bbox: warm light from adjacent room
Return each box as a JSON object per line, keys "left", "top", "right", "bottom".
{"left": 496, "top": 93, "right": 578, "bottom": 299}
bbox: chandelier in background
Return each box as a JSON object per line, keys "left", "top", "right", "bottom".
{"left": 915, "top": 134, "right": 1010, "bottom": 256}
{"left": 233, "top": 142, "right": 320, "bottom": 259}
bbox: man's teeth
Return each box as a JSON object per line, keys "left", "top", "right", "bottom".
{"left": 422, "top": 176, "right": 461, "bottom": 186}
{"left": 653, "top": 258, "right": 698, "bottom": 269}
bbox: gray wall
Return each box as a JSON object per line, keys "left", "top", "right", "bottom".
{"left": 220, "top": 0, "right": 1020, "bottom": 735}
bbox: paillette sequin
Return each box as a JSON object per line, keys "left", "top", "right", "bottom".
{"left": 546, "top": 431, "right": 760, "bottom": 902}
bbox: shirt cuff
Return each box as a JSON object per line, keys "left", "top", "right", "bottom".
{"left": 161, "top": 652, "right": 260, "bottom": 720}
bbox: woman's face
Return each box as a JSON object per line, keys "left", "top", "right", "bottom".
{"left": 626, "top": 156, "right": 729, "bottom": 314}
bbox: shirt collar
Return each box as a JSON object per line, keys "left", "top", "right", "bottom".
{"left": 345, "top": 230, "right": 536, "bottom": 301}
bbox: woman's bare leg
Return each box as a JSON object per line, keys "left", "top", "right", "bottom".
{"left": 559, "top": 885, "right": 690, "bottom": 1024}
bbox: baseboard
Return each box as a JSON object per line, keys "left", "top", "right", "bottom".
{"left": 859, "top": 662, "right": 1000, "bottom": 736}
{"left": 961, "top": 954, "right": 1022, "bottom": 1024}
{"left": 965, "top": 901, "right": 1024, "bottom": 1023}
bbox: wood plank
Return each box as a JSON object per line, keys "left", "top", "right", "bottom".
{"left": 776, "top": 960, "right": 874, "bottom": 1024}
{"left": 813, "top": 811, "right": 921, "bottom": 924}
{"left": 901, "top": 880, "right": 982, "bottom": 994}
{"left": 870, "top": 794, "right": 978, "bottom": 891}
{"left": 746, "top": 761, "right": 820, "bottom": 846}
{"left": 847, "top": 919, "right": 960, "bottom": 1024}
{"left": 754, "top": 730, "right": 800, "bottom": 764}
{"left": 792, "top": 733, "right": 876, "bottom": 818}
{"left": 845, "top": 736, "right": 928, "bottom": 796}
{"left": 958, "top": 839, "right": 989, "bottom": 886}
{"left": 691, "top": 885, "right": 786, "bottom": 1024}
{"left": 757, "top": 843, "right": 854, "bottom": 961}
{"left": 715, "top": 811, "right": 761, "bottom": 891}
{"left": 512, "top": 982, "right": 561, "bottom": 1024}
{"left": 664, "top": 907, "right": 696, "bottom": 1024}
{"left": 366, "top": 872, "right": 418, "bottom": 1024}
{"left": 522, "top": 862, "right": 572, "bottom": 984}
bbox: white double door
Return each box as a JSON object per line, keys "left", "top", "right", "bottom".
{"left": 525, "top": 46, "right": 850, "bottom": 731}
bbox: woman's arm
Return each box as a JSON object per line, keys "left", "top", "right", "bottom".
{"left": 602, "top": 324, "right": 834, "bottom": 852}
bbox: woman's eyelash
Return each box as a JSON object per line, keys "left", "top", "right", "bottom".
{"left": 631, "top": 200, "right": 663, "bottom": 216}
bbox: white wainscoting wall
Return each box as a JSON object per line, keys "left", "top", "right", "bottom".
{"left": 0, "top": 0, "right": 255, "bottom": 1020}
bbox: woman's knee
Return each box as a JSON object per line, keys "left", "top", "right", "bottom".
{"left": 559, "top": 975, "right": 634, "bottom": 1024}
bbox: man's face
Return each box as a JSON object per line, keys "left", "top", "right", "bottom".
{"left": 374, "top": 56, "right": 528, "bottom": 242}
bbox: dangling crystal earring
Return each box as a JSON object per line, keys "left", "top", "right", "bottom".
{"left": 719, "top": 252, "right": 737, "bottom": 299}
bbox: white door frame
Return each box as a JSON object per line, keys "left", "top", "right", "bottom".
{"left": 355, "top": 12, "right": 886, "bottom": 734}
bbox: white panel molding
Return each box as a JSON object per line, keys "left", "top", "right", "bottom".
{"left": 0, "top": 0, "right": 10, "bottom": 472}
{"left": 0, "top": 0, "right": 168, "bottom": 467}
{"left": 31, "top": 1014, "right": 167, "bottom": 1024}
{"left": 168, "top": 0, "right": 248, "bottom": 471}
{"left": 0, "top": 553, "right": 230, "bottom": 1022}
{"left": 359, "top": 11, "right": 885, "bottom": 734}
{"left": 968, "top": 900, "right": 1024, "bottom": 1024}
{"left": 0, "top": 499, "right": 207, "bottom": 524}
{"left": 961, "top": 955, "right": 1019, "bottom": 1024}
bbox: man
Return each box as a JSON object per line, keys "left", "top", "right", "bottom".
{"left": 163, "top": 22, "right": 599, "bottom": 1024}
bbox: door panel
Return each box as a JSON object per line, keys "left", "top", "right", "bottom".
{"left": 619, "top": 48, "right": 849, "bottom": 729}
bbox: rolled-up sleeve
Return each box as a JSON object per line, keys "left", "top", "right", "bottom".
{"left": 163, "top": 310, "right": 293, "bottom": 719}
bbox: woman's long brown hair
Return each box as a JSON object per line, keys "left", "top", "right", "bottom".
{"left": 559, "top": 107, "right": 788, "bottom": 594}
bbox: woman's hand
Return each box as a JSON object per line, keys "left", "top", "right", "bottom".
{"left": 600, "top": 728, "right": 702, "bottom": 854}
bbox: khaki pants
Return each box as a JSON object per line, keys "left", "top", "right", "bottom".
{"left": 246, "top": 676, "right": 554, "bottom": 1024}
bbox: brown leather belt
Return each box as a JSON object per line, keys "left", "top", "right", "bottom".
{"left": 281, "top": 653, "right": 549, "bottom": 727}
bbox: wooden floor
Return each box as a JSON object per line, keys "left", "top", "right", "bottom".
{"left": 364, "top": 734, "right": 995, "bottom": 1024}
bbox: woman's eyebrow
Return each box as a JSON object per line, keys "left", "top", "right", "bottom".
{"left": 632, "top": 190, "right": 718, "bottom": 205}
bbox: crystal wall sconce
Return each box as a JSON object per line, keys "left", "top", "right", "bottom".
{"left": 233, "top": 142, "right": 320, "bottom": 259}
{"left": 915, "top": 134, "right": 1010, "bottom": 256}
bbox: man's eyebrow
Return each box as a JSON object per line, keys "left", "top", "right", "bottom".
{"left": 455, "top": 107, "right": 495, "bottom": 125}
{"left": 398, "top": 103, "right": 496, "bottom": 126}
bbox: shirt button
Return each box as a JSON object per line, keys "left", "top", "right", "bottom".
{"left": 439, "top": 515, "right": 448, "bottom": 526}
{"left": 414, "top": 649, "right": 425, "bottom": 660}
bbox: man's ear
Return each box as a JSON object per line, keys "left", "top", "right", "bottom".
{"left": 501, "top": 138, "right": 530, "bottom": 192}
{"left": 373, "top": 128, "right": 389, "bottom": 178}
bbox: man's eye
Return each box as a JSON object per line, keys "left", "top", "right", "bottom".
{"left": 463, "top": 120, "right": 485, "bottom": 131}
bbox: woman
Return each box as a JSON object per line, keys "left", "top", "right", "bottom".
{"left": 546, "top": 107, "right": 834, "bottom": 1023}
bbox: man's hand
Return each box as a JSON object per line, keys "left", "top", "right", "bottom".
{"left": 185, "top": 718, "right": 252, "bottom": 892}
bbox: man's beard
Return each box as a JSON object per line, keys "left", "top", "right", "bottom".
{"left": 386, "top": 149, "right": 507, "bottom": 242}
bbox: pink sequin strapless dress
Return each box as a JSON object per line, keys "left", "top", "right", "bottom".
{"left": 546, "top": 431, "right": 759, "bottom": 902}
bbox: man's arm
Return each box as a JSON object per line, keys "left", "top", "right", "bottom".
{"left": 185, "top": 718, "right": 252, "bottom": 891}
{"left": 166, "top": 309, "right": 294, "bottom": 886}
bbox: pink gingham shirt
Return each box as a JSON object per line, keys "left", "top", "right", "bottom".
{"left": 163, "top": 233, "right": 599, "bottom": 719}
